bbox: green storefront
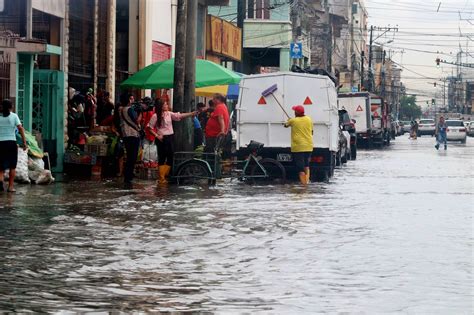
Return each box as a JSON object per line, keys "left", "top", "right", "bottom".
{"left": 15, "top": 44, "right": 65, "bottom": 172}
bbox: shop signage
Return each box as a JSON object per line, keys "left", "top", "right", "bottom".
{"left": 290, "top": 42, "right": 303, "bottom": 59}
{"left": 207, "top": 15, "right": 242, "bottom": 62}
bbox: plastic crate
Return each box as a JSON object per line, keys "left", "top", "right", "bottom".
{"left": 84, "top": 144, "right": 109, "bottom": 156}
{"left": 64, "top": 152, "right": 97, "bottom": 165}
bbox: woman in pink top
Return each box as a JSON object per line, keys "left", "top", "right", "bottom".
{"left": 147, "top": 98, "right": 195, "bottom": 183}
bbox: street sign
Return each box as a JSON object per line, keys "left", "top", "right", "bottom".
{"left": 290, "top": 42, "right": 303, "bottom": 59}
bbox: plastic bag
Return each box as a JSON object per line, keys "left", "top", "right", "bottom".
{"left": 142, "top": 140, "right": 157, "bottom": 162}
{"left": 36, "top": 170, "right": 55, "bottom": 185}
{"left": 16, "top": 130, "right": 43, "bottom": 158}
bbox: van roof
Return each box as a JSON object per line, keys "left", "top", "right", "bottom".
{"left": 338, "top": 92, "right": 371, "bottom": 98}
{"left": 242, "top": 72, "right": 334, "bottom": 82}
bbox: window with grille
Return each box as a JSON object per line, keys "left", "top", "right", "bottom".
{"left": 246, "top": 0, "right": 270, "bottom": 19}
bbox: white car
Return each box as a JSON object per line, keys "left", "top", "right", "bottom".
{"left": 418, "top": 119, "right": 436, "bottom": 136}
{"left": 468, "top": 121, "right": 474, "bottom": 137}
{"left": 400, "top": 121, "right": 411, "bottom": 134}
{"left": 446, "top": 120, "right": 467, "bottom": 143}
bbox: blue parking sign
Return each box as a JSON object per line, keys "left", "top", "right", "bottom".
{"left": 290, "top": 42, "right": 303, "bottom": 59}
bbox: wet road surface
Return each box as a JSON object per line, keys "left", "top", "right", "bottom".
{"left": 0, "top": 136, "right": 472, "bottom": 313}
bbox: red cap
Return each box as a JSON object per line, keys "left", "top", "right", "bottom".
{"left": 292, "top": 105, "right": 305, "bottom": 114}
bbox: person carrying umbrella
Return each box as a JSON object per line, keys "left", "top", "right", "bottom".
{"left": 284, "top": 105, "right": 314, "bottom": 185}
{"left": 147, "top": 98, "right": 196, "bottom": 184}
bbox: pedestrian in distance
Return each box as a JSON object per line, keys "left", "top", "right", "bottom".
{"left": 435, "top": 116, "right": 448, "bottom": 150}
{"left": 147, "top": 98, "right": 196, "bottom": 184}
{"left": 0, "top": 99, "right": 28, "bottom": 193}
{"left": 410, "top": 120, "right": 418, "bottom": 140}
{"left": 204, "top": 94, "right": 230, "bottom": 153}
{"left": 284, "top": 105, "right": 314, "bottom": 185}
{"left": 119, "top": 94, "right": 142, "bottom": 186}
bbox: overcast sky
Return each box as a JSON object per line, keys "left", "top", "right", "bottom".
{"left": 365, "top": 0, "right": 473, "bottom": 107}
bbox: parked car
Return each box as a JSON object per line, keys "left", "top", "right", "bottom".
{"left": 468, "top": 121, "right": 474, "bottom": 137}
{"left": 391, "top": 120, "right": 402, "bottom": 137}
{"left": 418, "top": 119, "right": 436, "bottom": 136}
{"left": 337, "top": 129, "right": 350, "bottom": 166}
{"left": 446, "top": 120, "right": 467, "bottom": 143}
{"left": 339, "top": 109, "right": 357, "bottom": 160}
{"left": 400, "top": 121, "right": 411, "bottom": 134}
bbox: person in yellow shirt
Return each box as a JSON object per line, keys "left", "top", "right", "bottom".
{"left": 284, "top": 105, "right": 314, "bottom": 185}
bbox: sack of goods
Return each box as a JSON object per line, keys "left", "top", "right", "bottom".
{"left": 5, "top": 150, "right": 55, "bottom": 185}
{"left": 5, "top": 149, "right": 31, "bottom": 184}
{"left": 28, "top": 157, "right": 55, "bottom": 185}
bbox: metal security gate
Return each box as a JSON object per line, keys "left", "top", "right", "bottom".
{"left": 32, "top": 70, "right": 65, "bottom": 171}
{"left": 0, "top": 56, "right": 10, "bottom": 101}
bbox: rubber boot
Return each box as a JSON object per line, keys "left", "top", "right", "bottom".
{"left": 158, "top": 165, "right": 171, "bottom": 184}
{"left": 299, "top": 173, "right": 308, "bottom": 185}
{"left": 305, "top": 168, "right": 310, "bottom": 184}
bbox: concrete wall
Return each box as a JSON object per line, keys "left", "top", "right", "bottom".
{"left": 244, "top": 20, "right": 292, "bottom": 48}
{"left": 32, "top": 0, "right": 65, "bottom": 18}
{"left": 209, "top": 0, "right": 290, "bottom": 21}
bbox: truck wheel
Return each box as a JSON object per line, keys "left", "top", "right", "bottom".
{"left": 330, "top": 154, "right": 336, "bottom": 177}
{"left": 351, "top": 146, "right": 357, "bottom": 160}
{"left": 341, "top": 151, "right": 348, "bottom": 164}
{"left": 314, "top": 170, "right": 329, "bottom": 182}
{"left": 461, "top": 138, "right": 466, "bottom": 144}
{"left": 250, "top": 158, "right": 286, "bottom": 184}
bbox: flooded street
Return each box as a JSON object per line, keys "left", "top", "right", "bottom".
{"left": 0, "top": 136, "right": 472, "bottom": 313}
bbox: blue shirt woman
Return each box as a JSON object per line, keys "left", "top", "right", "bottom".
{"left": 0, "top": 99, "right": 28, "bottom": 192}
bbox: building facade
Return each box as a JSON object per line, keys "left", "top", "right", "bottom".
{"left": 209, "top": 0, "right": 310, "bottom": 74}
{"left": 0, "top": 0, "right": 66, "bottom": 171}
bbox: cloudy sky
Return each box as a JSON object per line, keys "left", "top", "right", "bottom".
{"left": 365, "top": 0, "right": 473, "bottom": 107}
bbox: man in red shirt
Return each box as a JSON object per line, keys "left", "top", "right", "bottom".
{"left": 205, "top": 94, "right": 230, "bottom": 153}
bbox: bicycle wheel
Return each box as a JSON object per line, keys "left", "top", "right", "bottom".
{"left": 250, "top": 158, "right": 286, "bottom": 184}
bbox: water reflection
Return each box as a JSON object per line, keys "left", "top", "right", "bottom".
{"left": 0, "top": 137, "right": 472, "bottom": 312}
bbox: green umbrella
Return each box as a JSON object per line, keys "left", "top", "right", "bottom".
{"left": 120, "top": 58, "right": 241, "bottom": 89}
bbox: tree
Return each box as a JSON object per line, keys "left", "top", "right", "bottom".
{"left": 399, "top": 95, "right": 422, "bottom": 120}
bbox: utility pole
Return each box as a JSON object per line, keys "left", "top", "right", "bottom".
{"left": 360, "top": 50, "right": 365, "bottom": 90}
{"left": 236, "top": 0, "right": 245, "bottom": 73}
{"left": 381, "top": 50, "right": 386, "bottom": 98}
{"left": 350, "top": 9, "right": 354, "bottom": 89}
{"left": 182, "top": 0, "right": 197, "bottom": 151}
{"left": 367, "top": 25, "right": 374, "bottom": 92}
{"left": 172, "top": 0, "right": 187, "bottom": 150}
{"left": 367, "top": 26, "right": 397, "bottom": 92}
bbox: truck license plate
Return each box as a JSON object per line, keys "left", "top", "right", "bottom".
{"left": 277, "top": 153, "right": 292, "bottom": 162}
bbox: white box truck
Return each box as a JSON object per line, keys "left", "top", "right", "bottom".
{"left": 338, "top": 92, "right": 391, "bottom": 147}
{"left": 237, "top": 72, "right": 339, "bottom": 181}
{"left": 338, "top": 92, "right": 372, "bottom": 145}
